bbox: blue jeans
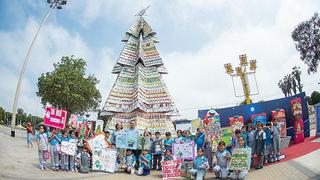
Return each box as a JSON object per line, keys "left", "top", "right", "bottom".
{"left": 27, "top": 133, "right": 33, "bottom": 146}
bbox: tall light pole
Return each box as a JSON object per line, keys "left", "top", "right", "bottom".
{"left": 10, "top": 0, "right": 67, "bottom": 137}
{"left": 224, "top": 54, "right": 258, "bottom": 105}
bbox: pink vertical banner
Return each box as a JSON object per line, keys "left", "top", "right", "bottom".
{"left": 44, "top": 106, "right": 67, "bottom": 129}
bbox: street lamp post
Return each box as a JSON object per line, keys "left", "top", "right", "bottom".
{"left": 224, "top": 54, "right": 257, "bottom": 105}
{"left": 10, "top": 0, "right": 67, "bottom": 137}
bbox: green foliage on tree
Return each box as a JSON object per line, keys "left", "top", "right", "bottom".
{"left": 307, "top": 91, "right": 320, "bottom": 105}
{"left": 0, "top": 106, "right": 5, "bottom": 124}
{"left": 36, "top": 56, "right": 102, "bottom": 120}
{"left": 292, "top": 12, "right": 320, "bottom": 74}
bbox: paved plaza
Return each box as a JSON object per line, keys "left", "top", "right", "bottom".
{"left": 0, "top": 125, "right": 319, "bottom": 180}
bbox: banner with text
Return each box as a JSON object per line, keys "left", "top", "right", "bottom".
{"left": 161, "top": 159, "right": 183, "bottom": 179}
{"left": 43, "top": 107, "right": 67, "bottom": 129}
{"left": 172, "top": 141, "right": 195, "bottom": 160}
{"left": 92, "top": 148, "right": 117, "bottom": 173}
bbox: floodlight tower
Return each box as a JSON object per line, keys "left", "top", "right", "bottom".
{"left": 224, "top": 54, "right": 257, "bottom": 105}
{"left": 10, "top": 0, "right": 67, "bottom": 137}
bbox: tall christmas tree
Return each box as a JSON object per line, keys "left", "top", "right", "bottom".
{"left": 101, "top": 11, "right": 178, "bottom": 134}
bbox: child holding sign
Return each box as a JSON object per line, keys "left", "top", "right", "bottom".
{"left": 48, "top": 128, "right": 62, "bottom": 171}
{"left": 36, "top": 125, "right": 49, "bottom": 170}
{"left": 213, "top": 141, "right": 231, "bottom": 179}
{"left": 69, "top": 131, "right": 79, "bottom": 172}
{"left": 230, "top": 136, "right": 249, "bottom": 180}
{"left": 137, "top": 150, "right": 152, "bottom": 176}
{"left": 60, "top": 130, "right": 70, "bottom": 171}
{"left": 124, "top": 149, "right": 136, "bottom": 174}
{"left": 188, "top": 148, "right": 209, "bottom": 180}
{"left": 151, "top": 131, "right": 164, "bottom": 171}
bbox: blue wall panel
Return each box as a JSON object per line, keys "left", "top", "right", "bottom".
{"left": 198, "top": 92, "right": 310, "bottom": 138}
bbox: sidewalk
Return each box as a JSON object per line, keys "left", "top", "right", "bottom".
{"left": 0, "top": 125, "right": 319, "bottom": 180}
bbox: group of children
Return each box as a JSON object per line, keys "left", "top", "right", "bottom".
{"left": 36, "top": 125, "right": 91, "bottom": 173}
{"left": 35, "top": 120, "right": 282, "bottom": 179}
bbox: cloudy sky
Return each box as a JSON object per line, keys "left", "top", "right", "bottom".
{"left": 0, "top": 0, "right": 319, "bottom": 120}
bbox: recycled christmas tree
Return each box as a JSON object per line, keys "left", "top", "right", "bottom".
{"left": 101, "top": 15, "right": 178, "bottom": 135}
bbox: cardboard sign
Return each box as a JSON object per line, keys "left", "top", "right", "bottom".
{"left": 43, "top": 107, "right": 67, "bottom": 129}
{"left": 115, "top": 130, "right": 138, "bottom": 149}
{"left": 137, "top": 136, "right": 151, "bottom": 150}
{"left": 222, "top": 127, "right": 232, "bottom": 145}
{"left": 115, "top": 132, "right": 128, "bottom": 149}
{"left": 161, "top": 159, "right": 183, "bottom": 179}
{"left": 92, "top": 148, "right": 117, "bottom": 173}
{"left": 191, "top": 118, "right": 202, "bottom": 134}
{"left": 95, "top": 120, "right": 104, "bottom": 134}
{"left": 229, "top": 116, "right": 244, "bottom": 134}
{"left": 172, "top": 141, "right": 195, "bottom": 160}
{"left": 61, "top": 141, "right": 77, "bottom": 156}
{"left": 229, "top": 148, "right": 251, "bottom": 171}
{"left": 87, "top": 133, "right": 108, "bottom": 152}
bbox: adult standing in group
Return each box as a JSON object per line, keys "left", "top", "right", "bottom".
{"left": 126, "top": 120, "right": 139, "bottom": 167}
{"left": 112, "top": 122, "right": 125, "bottom": 169}
{"left": 26, "top": 122, "right": 33, "bottom": 148}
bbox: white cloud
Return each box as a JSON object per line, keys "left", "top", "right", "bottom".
{"left": 162, "top": 0, "right": 320, "bottom": 119}
{"left": 0, "top": 17, "right": 115, "bottom": 117}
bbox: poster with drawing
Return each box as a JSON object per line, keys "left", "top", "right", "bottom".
{"left": 126, "top": 130, "right": 138, "bottom": 150}
{"left": 222, "top": 127, "right": 232, "bottom": 146}
{"left": 137, "top": 136, "right": 151, "bottom": 150}
{"left": 92, "top": 148, "right": 117, "bottom": 173}
{"left": 229, "top": 148, "right": 251, "bottom": 171}
{"left": 61, "top": 141, "right": 77, "bottom": 156}
{"left": 87, "top": 133, "right": 108, "bottom": 152}
{"left": 95, "top": 120, "right": 104, "bottom": 134}
{"left": 115, "top": 131, "right": 128, "bottom": 149}
{"left": 172, "top": 141, "right": 195, "bottom": 160}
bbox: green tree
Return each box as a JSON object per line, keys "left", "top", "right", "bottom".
{"left": 36, "top": 56, "right": 102, "bottom": 121}
{"left": 0, "top": 106, "right": 5, "bottom": 124}
{"left": 292, "top": 12, "right": 320, "bottom": 74}
{"left": 308, "top": 91, "right": 320, "bottom": 105}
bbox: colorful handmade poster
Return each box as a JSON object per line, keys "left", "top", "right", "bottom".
{"left": 229, "top": 116, "right": 244, "bottom": 134}
{"left": 126, "top": 130, "right": 138, "bottom": 150}
{"left": 95, "top": 120, "right": 104, "bottom": 134}
{"left": 271, "top": 109, "right": 287, "bottom": 137}
{"left": 250, "top": 113, "right": 267, "bottom": 125}
{"left": 291, "top": 98, "right": 304, "bottom": 143}
{"left": 172, "top": 141, "right": 195, "bottom": 160}
{"left": 87, "top": 133, "right": 108, "bottom": 152}
{"left": 137, "top": 136, "right": 151, "bottom": 150}
{"left": 77, "top": 122, "right": 89, "bottom": 142}
{"left": 115, "top": 132, "right": 128, "bottom": 149}
{"left": 92, "top": 148, "right": 117, "bottom": 173}
{"left": 161, "top": 159, "right": 183, "bottom": 179}
{"left": 222, "top": 127, "right": 232, "bottom": 145}
{"left": 61, "top": 141, "right": 77, "bottom": 156}
{"left": 191, "top": 118, "right": 202, "bottom": 134}
{"left": 229, "top": 148, "right": 251, "bottom": 171}
{"left": 43, "top": 106, "right": 67, "bottom": 129}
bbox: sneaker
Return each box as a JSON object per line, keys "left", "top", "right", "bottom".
{"left": 71, "top": 169, "right": 75, "bottom": 172}
{"left": 52, "top": 167, "right": 56, "bottom": 171}
{"left": 74, "top": 168, "right": 78, "bottom": 172}
{"left": 40, "top": 167, "right": 44, "bottom": 171}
